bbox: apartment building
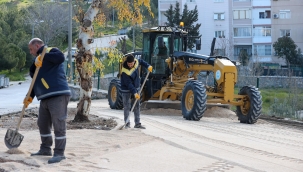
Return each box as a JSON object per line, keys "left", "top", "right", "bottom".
{"left": 271, "top": 0, "right": 303, "bottom": 65}
{"left": 232, "top": 0, "right": 273, "bottom": 64}
{"left": 158, "top": 0, "right": 230, "bottom": 55}
{"left": 158, "top": 0, "right": 303, "bottom": 66}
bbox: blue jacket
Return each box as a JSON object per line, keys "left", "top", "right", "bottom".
{"left": 29, "top": 46, "right": 71, "bottom": 100}
{"left": 120, "top": 58, "right": 150, "bottom": 94}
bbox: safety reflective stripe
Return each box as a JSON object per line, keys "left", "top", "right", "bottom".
{"left": 121, "top": 59, "right": 139, "bottom": 76}
{"left": 55, "top": 136, "right": 66, "bottom": 140}
{"left": 46, "top": 47, "right": 54, "bottom": 53}
{"left": 40, "top": 134, "right": 52, "bottom": 137}
{"left": 41, "top": 78, "right": 50, "bottom": 89}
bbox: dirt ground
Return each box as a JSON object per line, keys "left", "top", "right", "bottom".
{"left": 0, "top": 107, "right": 117, "bottom": 131}
{"left": 1, "top": 99, "right": 303, "bottom": 172}
{"left": 2, "top": 106, "right": 302, "bottom": 132}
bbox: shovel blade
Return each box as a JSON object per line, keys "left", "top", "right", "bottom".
{"left": 4, "top": 129, "right": 24, "bottom": 149}
{"left": 118, "top": 124, "right": 126, "bottom": 130}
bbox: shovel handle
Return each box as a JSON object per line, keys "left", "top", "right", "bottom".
{"left": 15, "top": 46, "right": 48, "bottom": 132}
{"left": 129, "top": 71, "right": 150, "bottom": 113}
{"left": 123, "top": 70, "right": 150, "bottom": 127}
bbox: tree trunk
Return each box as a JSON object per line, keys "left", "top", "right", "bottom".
{"left": 72, "top": 0, "right": 151, "bottom": 122}
{"left": 74, "top": 1, "right": 102, "bottom": 122}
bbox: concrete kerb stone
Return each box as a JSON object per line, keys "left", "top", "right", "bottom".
{"left": 69, "top": 85, "right": 108, "bottom": 101}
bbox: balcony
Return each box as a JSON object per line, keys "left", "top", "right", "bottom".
{"left": 253, "top": 36, "right": 272, "bottom": 43}
{"left": 233, "top": 0, "right": 251, "bottom": 7}
{"left": 252, "top": 0, "right": 271, "bottom": 7}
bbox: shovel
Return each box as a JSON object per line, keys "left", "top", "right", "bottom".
{"left": 119, "top": 71, "right": 150, "bottom": 130}
{"left": 4, "top": 46, "right": 47, "bottom": 149}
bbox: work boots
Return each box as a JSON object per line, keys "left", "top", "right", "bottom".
{"left": 31, "top": 150, "right": 52, "bottom": 156}
{"left": 125, "top": 122, "right": 131, "bottom": 129}
{"left": 134, "top": 123, "right": 146, "bottom": 129}
{"left": 48, "top": 154, "right": 66, "bottom": 164}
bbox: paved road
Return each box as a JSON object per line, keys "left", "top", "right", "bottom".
{"left": 0, "top": 78, "right": 40, "bottom": 116}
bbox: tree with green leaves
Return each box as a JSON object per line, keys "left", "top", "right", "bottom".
{"left": 0, "top": 5, "right": 30, "bottom": 72}
{"left": 141, "top": 0, "right": 158, "bottom": 27}
{"left": 127, "top": 26, "right": 143, "bottom": 50}
{"left": 239, "top": 49, "right": 249, "bottom": 66}
{"left": 273, "top": 36, "right": 298, "bottom": 65}
{"left": 164, "top": 2, "right": 181, "bottom": 27}
{"left": 164, "top": 2, "right": 201, "bottom": 50}
{"left": 296, "top": 48, "right": 303, "bottom": 66}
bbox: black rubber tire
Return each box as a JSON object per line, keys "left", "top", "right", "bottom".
{"left": 236, "top": 86, "right": 262, "bottom": 124}
{"left": 108, "top": 79, "right": 123, "bottom": 109}
{"left": 181, "top": 80, "right": 207, "bottom": 121}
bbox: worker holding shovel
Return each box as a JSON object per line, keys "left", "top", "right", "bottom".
{"left": 121, "top": 55, "right": 152, "bottom": 129}
{"left": 24, "top": 38, "right": 71, "bottom": 164}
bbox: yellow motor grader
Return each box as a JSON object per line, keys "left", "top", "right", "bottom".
{"left": 108, "top": 25, "right": 262, "bottom": 124}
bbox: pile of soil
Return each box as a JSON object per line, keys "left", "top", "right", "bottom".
{"left": 0, "top": 108, "right": 117, "bottom": 131}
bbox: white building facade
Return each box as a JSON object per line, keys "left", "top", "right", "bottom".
{"left": 158, "top": 0, "right": 303, "bottom": 66}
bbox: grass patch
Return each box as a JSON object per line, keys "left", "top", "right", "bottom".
{"left": 0, "top": 0, "right": 35, "bottom": 9}
{"left": 94, "top": 26, "right": 119, "bottom": 37}
{"left": 259, "top": 88, "right": 303, "bottom": 114}
{"left": 230, "top": 87, "right": 303, "bottom": 119}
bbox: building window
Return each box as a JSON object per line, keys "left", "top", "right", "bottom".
{"left": 280, "top": 29, "right": 291, "bottom": 37}
{"left": 254, "top": 44, "right": 272, "bottom": 56}
{"left": 254, "top": 27, "right": 271, "bottom": 37}
{"left": 259, "top": 11, "right": 271, "bottom": 19}
{"left": 279, "top": 10, "right": 291, "bottom": 19}
{"left": 234, "top": 27, "right": 251, "bottom": 37}
{"left": 187, "top": 0, "right": 195, "bottom": 2}
{"left": 214, "top": 49, "right": 225, "bottom": 56}
{"left": 214, "top": 13, "right": 225, "bottom": 20}
{"left": 214, "top": 0, "right": 224, "bottom": 2}
{"left": 233, "top": 10, "right": 251, "bottom": 19}
{"left": 215, "top": 31, "right": 225, "bottom": 38}
{"left": 234, "top": 47, "right": 252, "bottom": 56}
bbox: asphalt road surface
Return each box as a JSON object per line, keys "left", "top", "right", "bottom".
{"left": 0, "top": 77, "right": 40, "bottom": 116}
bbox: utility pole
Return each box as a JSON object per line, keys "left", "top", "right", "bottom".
{"left": 68, "top": 0, "right": 73, "bottom": 83}
{"left": 133, "top": 25, "right": 135, "bottom": 52}
{"left": 112, "top": 9, "right": 114, "bottom": 27}
{"left": 32, "top": 24, "right": 35, "bottom": 38}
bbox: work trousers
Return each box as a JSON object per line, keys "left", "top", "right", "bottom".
{"left": 122, "top": 93, "right": 140, "bottom": 125}
{"left": 37, "top": 95, "right": 70, "bottom": 156}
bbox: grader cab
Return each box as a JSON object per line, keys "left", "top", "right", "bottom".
{"left": 108, "top": 25, "right": 262, "bottom": 124}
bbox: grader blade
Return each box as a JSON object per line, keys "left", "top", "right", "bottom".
{"left": 141, "top": 101, "right": 230, "bottom": 110}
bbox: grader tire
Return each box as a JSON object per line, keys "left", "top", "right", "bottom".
{"left": 181, "top": 80, "right": 207, "bottom": 121}
{"left": 236, "top": 86, "right": 262, "bottom": 124}
{"left": 108, "top": 79, "right": 123, "bottom": 109}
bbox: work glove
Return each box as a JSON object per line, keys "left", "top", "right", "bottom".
{"left": 23, "top": 96, "right": 33, "bottom": 108}
{"left": 134, "top": 93, "right": 140, "bottom": 100}
{"left": 148, "top": 66, "right": 153, "bottom": 73}
{"left": 35, "top": 55, "right": 42, "bottom": 68}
